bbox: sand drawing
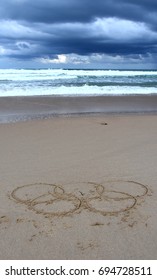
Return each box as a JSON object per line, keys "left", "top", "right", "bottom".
{"left": 10, "top": 180, "right": 149, "bottom": 218}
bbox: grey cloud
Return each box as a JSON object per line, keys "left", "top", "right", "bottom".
{"left": 0, "top": 0, "right": 157, "bottom": 66}
{"left": 0, "top": 0, "right": 155, "bottom": 24}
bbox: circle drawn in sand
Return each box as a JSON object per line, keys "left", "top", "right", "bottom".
{"left": 86, "top": 190, "right": 136, "bottom": 214}
{"left": 29, "top": 186, "right": 81, "bottom": 216}
{"left": 30, "top": 198, "right": 81, "bottom": 216}
{"left": 98, "top": 180, "right": 148, "bottom": 199}
{"left": 11, "top": 183, "right": 57, "bottom": 203}
{"left": 10, "top": 180, "right": 149, "bottom": 217}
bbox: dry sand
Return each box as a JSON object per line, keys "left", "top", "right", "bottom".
{"left": 0, "top": 111, "right": 157, "bottom": 260}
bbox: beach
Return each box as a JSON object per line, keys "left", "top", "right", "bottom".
{"left": 1, "top": 95, "right": 157, "bottom": 123}
{"left": 0, "top": 95, "right": 157, "bottom": 260}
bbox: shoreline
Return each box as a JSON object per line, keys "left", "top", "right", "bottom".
{"left": 1, "top": 95, "right": 157, "bottom": 123}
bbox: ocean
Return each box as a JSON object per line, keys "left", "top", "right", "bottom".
{"left": 1, "top": 69, "right": 157, "bottom": 97}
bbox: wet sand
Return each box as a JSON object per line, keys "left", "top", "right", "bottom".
{"left": 0, "top": 96, "right": 157, "bottom": 259}
{"left": 1, "top": 95, "right": 157, "bottom": 123}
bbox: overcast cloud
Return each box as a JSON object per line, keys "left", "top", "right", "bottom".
{"left": 0, "top": 0, "right": 157, "bottom": 68}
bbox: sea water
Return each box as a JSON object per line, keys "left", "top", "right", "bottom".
{"left": 0, "top": 69, "right": 157, "bottom": 97}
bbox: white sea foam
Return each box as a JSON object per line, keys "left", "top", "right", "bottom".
{"left": 61, "top": 69, "right": 157, "bottom": 77}
{"left": 0, "top": 69, "right": 77, "bottom": 81}
{"left": 0, "top": 69, "right": 157, "bottom": 81}
{"left": 1, "top": 85, "right": 157, "bottom": 97}
{"left": 0, "top": 68, "right": 157, "bottom": 97}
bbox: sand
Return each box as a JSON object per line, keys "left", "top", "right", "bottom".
{"left": 1, "top": 95, "right": 157, "bottom": 123}
{"left": 0, "top": 97, "right": 157, "bottom": 260}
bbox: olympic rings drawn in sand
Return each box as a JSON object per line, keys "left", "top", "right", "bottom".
{"left": 10, "top": 181, "right": 149, "bottom": 217}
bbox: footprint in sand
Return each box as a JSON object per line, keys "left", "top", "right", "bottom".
{"left": 0, "top": 215, "right": 9, "bottom": 224}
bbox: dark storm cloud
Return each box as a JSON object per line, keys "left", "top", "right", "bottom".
{"left": 0, "top": 0, "right": 157, "bottom": 65}
{"left": 0, "top": 0, "right": 154, "bottom": 23}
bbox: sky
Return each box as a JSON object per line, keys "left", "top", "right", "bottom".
{"left": 0, "top": 0, "right": 157, "bottom": 69}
